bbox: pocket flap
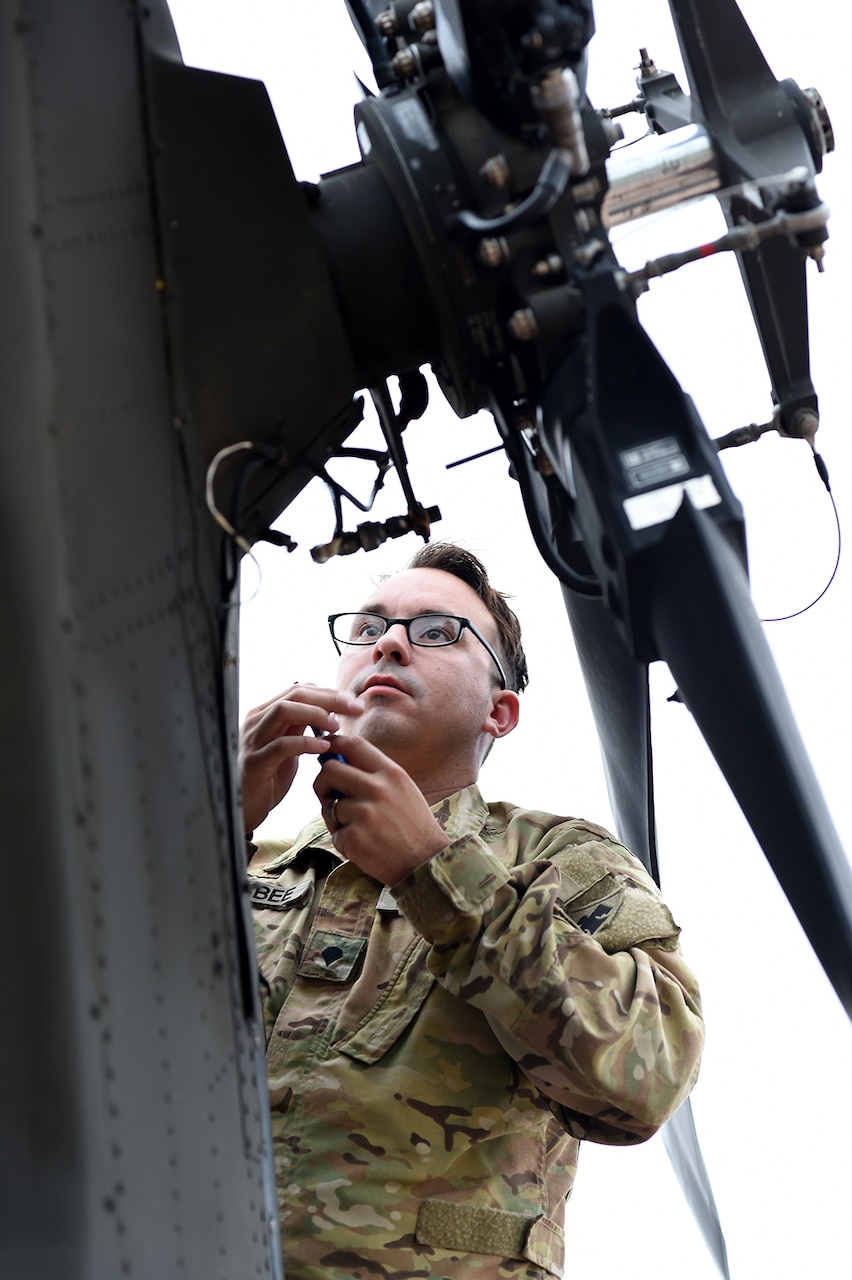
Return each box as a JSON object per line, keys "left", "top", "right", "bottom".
{"left": 336, "top": 937, "right": 435, "bottom": 1063}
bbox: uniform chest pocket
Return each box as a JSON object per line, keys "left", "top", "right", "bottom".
{"left": 335, "top": 935, "right": 436, "bottom": 1064}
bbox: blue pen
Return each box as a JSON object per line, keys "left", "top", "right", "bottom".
{"left": 312, "top": 726, "right": 346, "bottom": 799}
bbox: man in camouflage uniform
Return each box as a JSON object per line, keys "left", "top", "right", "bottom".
{"left": 240, "top": 543, "right": 703, "bottom": 1280}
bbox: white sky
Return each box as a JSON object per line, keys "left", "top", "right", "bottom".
{"left": 168, "top": 3, "right": 851, "bottom": 1276}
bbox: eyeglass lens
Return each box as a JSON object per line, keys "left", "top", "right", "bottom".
{"left": 337, "top": 613, "right": 463, "bottom": 646}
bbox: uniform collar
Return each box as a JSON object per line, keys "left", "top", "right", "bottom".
{"left": 429, "top": 783, "right": 491, "bottom": 845}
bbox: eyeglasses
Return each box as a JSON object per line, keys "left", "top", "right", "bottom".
{"left": 328, "top": 612, "right": 507, "bottom": 690}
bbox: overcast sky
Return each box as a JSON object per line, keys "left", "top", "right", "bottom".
{"left": 168, "top": 3, "right": 851, "bottom": 1276}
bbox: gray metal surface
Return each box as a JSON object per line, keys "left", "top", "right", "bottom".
{"left": 1, "top": 3, "right": 281, "bottom": 1275}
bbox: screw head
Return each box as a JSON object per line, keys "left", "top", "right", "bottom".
{"left": 508, "top": 308, "right": 538, "bottom": 341}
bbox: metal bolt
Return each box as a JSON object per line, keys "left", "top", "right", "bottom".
{"left": 532, "top": 254, "right": 564, "bottom": 278}
{"left": 411, "top": 1, "right": 435, "bottom": 31}
{"left": 617, "top": 268, "right": 648, "bottom": 299}
{"left": 508, "top": 308, "right": 538, "bottom": 341}
{"left": 573, "top": 239, "right": 606, "bottom": 266}
{"left": 376, "top": 8, "right": 398, "bottom": 36}
{"left": 480, "top": 154, "right": 510, "bottom": 189}
{"left": 478, "top": 237, "right": 511, "bottom": 268}
{"left": 789, "top": 408, "right": 820, "bottom": 444}
{"left": 571, "top": 176, "right": 601, "bottom": 205}
{"left": 521, "top": 28, "right": 544, "bottom": 51}
{"left": 802, "top": 86, "right": 835, "bottom": 159}
{"left": 392, "top": 47, "right": 418, "bottom": 80}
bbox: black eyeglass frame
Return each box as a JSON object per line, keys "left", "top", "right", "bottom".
{"left": 328, "top": 612, "right": 508, "bottom": 690}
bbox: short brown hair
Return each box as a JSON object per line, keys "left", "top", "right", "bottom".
{"left": 405, "top": 542, "right": 529, "bottom": 693}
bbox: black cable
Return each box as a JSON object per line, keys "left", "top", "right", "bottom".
{"left": 343, "top": 0, "right": 397, "bottom": 89}
{"left": 447, "top": 150, "right": 571, "bottom": 237}
{"left": 762, "top": 447, "right": 841, "bottom": 622}
{"left": 502, "top": 426, "right": 602, "bottom": 597}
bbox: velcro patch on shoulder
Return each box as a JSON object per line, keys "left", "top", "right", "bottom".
{"left": 553, "top": 843, "right": 618, "bottom": 896}
{"left": 554, "top": 845, "right": 679, "bottom": 951}
{"left": 593, "top": 877, "right": 680, "bottom": 952}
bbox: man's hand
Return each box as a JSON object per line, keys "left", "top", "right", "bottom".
{"left": 314, "top": 734, "right": 450, "bottom": 885}
{"left": 238, "top": 685, "right": 363, "bottom": 834}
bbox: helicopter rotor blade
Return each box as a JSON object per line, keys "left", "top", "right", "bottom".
{"left": 649, "top": 498, "right": 852, "bottom": 1019}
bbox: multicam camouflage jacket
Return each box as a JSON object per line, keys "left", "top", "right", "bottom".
{"left": 248, "top": 784, "right": 703, "bottom": 1280}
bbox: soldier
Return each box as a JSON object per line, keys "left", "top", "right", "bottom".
{"left": 240, "top": 542, "right": 703, "bottom": 1280}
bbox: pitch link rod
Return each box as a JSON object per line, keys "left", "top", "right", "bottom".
{"left": 624, "top": 201, "right": 831, "bottom": 294}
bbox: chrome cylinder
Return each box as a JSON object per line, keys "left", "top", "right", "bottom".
{"left": 602, "top": 123, "right": 721, "bottom": 227}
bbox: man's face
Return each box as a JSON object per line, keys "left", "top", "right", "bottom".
{"left": 334, "top": 567, "right": 508, "bottom": 777}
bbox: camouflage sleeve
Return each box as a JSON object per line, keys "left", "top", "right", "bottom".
{"left": 393, "top": 829, "right": 704, "bottom": 1145}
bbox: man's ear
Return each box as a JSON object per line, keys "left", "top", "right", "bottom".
{"left": 483, "top": 689, "right": 520, "bottom": 741}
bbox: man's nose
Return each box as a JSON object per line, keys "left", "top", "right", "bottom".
{"left": 373, "top": 622, "right": 412, "bottom": 663}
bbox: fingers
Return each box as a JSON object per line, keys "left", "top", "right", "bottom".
{"left": 247, "top": 731, "right": 332, "bottom": 770}
{"left": 238, "top": 685, "right": 363, "bottom": 833}
{"left": 313, "top": 736, "right": 421, "bottom": 825}
{"left": 312, "top": 733, "right": 390, "bottom": 772}
{"left": 313, "top": 739, "right": 388, "bottom": 809}
{"left": 312, "top": 739, "right": 450, "bottom": 883}
{"left": 325, "top": 793, "right": 346, "bottom": 834}
{"left": 241, "top": 686, "right": 362, "bottom": 750}
{"left": 313, "top": 735, "right": 389, "bottom": 808}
